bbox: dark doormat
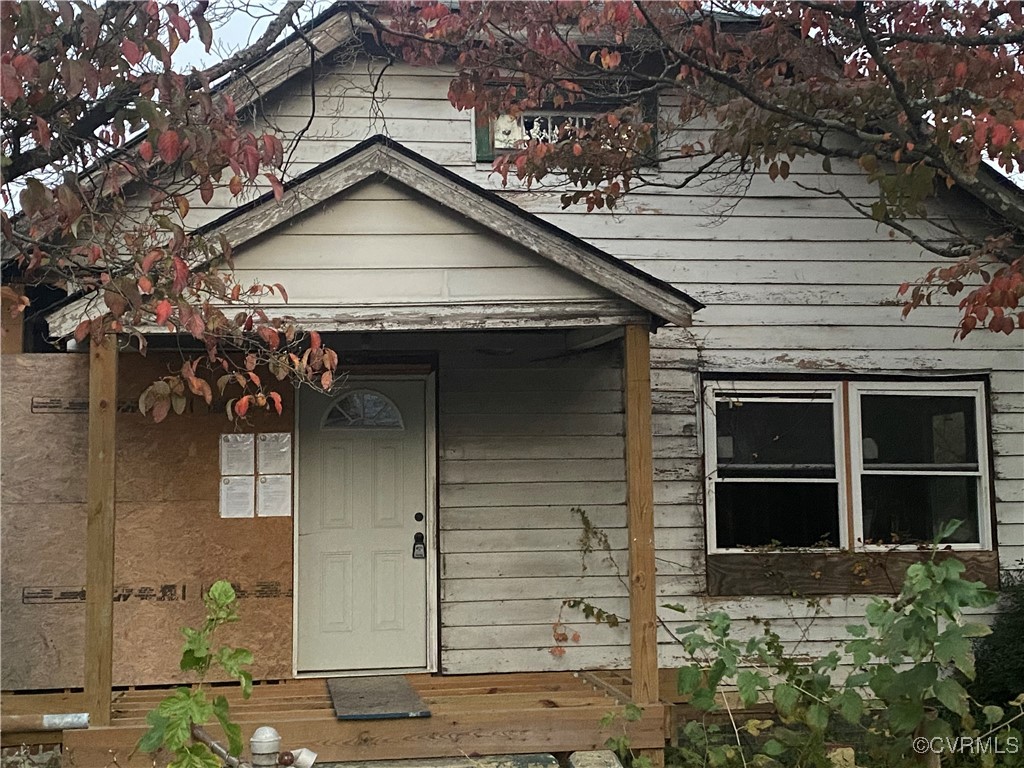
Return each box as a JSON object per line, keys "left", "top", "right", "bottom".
{"left": 326, "top": 676, "right": 432, "bottom": 720}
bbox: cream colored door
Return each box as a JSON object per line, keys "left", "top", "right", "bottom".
{"left": 296, "top": 379, "right": 429, "bottom": 673}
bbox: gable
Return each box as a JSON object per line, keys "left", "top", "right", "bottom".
{"left": 230, "top": 179, "right": 621, "bottom": 310}
{"left": 46, "top": 136, "right": 699, "bottom": 336}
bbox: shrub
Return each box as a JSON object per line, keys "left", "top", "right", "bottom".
{"left": 972, "top": 579, "right": 1024, "bottom": 707}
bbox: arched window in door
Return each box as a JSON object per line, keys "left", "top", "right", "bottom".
{"left": 321, "top": 389, "right": 404, "bottom": 429}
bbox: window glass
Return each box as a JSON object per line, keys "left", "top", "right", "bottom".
{"left": 715, "top": 483, "right": 841, "bottom": 549}
{"left": 861, "top": 475, "right": 980, "bottom": 545}
{"left": 711, "top": 393, "right": 841, "bottom": 549}
{"left": 322, "top": 390, "right": 403, "bottom": 429}
{"left": 705, "top": 382, "right": 990, "bottom": 554}
{"left": 861, "top": 395, "right": 977, "bottom": 468}
{"left": 716, "top": 399, "right": 835, "bottom": 477}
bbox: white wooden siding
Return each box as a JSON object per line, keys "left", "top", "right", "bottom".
{"left": 184, "top": 59, "right": 1022, "bottom": 671}
{"left": 437, "top": 339, "right": 631, "bottom": 673}
{"left": 229, "top": 180, "right": 616, "bottom": 312}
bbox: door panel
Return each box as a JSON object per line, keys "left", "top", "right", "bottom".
{"left": 296, "top": 379, "right": 429, "bottom": 673}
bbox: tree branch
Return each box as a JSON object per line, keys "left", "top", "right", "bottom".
{"left": 4, "top": 1, "right": 303, "bottom": 184}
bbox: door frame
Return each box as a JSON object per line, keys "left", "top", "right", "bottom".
{"left": 291, "top": 371, "right": 439, "bottom": 678}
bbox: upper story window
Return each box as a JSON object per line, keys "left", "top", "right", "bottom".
{"left": 475, "top": 92, "right": 657, "bottom": 164}
{"left": 703, "top": 379, "right": 992, "bottom": 554}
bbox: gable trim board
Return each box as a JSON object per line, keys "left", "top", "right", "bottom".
{"left": 45, "top": 136, "right": 701, "bottom": 338}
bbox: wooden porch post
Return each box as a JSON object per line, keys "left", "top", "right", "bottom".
{"left": 84, "top": 334, "right": 118, "bottom": 726}
{"left": 624, "top": 323, "right": 658, "bottom": 705}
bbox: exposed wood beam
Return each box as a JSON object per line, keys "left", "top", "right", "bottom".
{"left": 624, "top": 323, "right": 658, "bottom": 705}
{"left": 84, "top": 334, "right": 118, "bottom": 726}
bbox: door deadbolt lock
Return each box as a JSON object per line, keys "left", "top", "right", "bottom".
{"left": 412, "top": 532, "right": 426, "bottom": 560}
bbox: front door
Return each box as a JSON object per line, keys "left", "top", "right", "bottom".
{"left": 296, "top": 378, "right": 431, "bottom": 673}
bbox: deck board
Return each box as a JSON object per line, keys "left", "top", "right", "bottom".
{"left": 29, "top": 673, "right": 665, "bottom": 767}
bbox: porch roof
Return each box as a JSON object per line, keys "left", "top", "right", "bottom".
{"left": 46, "top": 136, "right": 701, "bottom": 337}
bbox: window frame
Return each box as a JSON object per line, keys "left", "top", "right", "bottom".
{"left": 703, "top": 378, "right": 994, "bottom": 556}
{"left": 703, "top": 380, "right": 849, "bottom": 554}
{"left": 848, "top": 379, "right": 992, "bottom": 551}
{"left": 474, "top": 91, "right": 659, "bottom": 164}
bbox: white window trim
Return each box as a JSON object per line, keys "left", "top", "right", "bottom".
{"left": 703, "top": 379, "right": 993, "bottom": 555}
{"left": 848, "top": 380, "right": 992, "bottom": 551}
{"left": 703, "top": 380, "right": 848, "bottom": 554}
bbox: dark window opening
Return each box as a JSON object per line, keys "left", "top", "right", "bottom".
{"left": 861, "top": 471, "right": 981, "bottom": 545}
{"left": 715, "top": 482, "right": 841, "bottom": 549}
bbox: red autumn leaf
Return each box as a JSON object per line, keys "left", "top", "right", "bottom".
{"left": 34, "top": 116, "right": 51, "bottom": 151}
{"left": 228, "top": 174, "right": 243, "bottom": 196}
{"left": 1, "top": 62, "right": 24, "bottom": 105}
{"left": 141, "top": 248, "right": 163, "bottom": 273}
{"left": 199, "top": 177, "right": 214, "bottom": 204}
{"left": 168, "top": 12, "right": 190, "bottom": 43}
{"left": 121, "top": 39, "right": 143, "bottom": 66}
{"left": 268, "top": 391, "right": 283, "bottom": 415}
{"left": 266, "top": 173, "right": 284, "bottom": 201}
{"left": 172, "top": 256, "right": 189, "bottom": 294}
{"left": 73, "top": 319, "right": 92, "bottom": 343}
{"left": 154, "top": 299, "right": 173, "bottom": 325}
{"left": 234, "top": 396, "right": 250, "bottom": 418}
{"left": 309, "top": 330, "right": 321, "bottom": 351}
{"left": 139, "top": 140, "right": 154, "bottom": 162}
{"left": 138, "top": 276, "right": 153, "bottom": 294}
{"left": 990, "top": 123, "right": 1011, "bottom": 150}
{"left": 158, "top": 129, "right": 181, "bottom": 164}
{"left": 257, "top": 325, "right": 280, "bottom": 350}
{"left": 151, "top": 396, "right": 171, "bottom": 423}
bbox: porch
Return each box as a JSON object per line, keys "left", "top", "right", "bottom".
{"left": 3, "top": 673, "right": 665, "bottom": 766}
{"left": 4, "top": 136, "right": 704, "bottom": 766}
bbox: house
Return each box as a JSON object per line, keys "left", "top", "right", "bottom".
{"left": 1, "top": 5, "right": 1021, "bottom": 766}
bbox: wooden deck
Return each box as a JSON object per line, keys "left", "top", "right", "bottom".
{"left": 3, "top": 673, "right": 665, "bottom": 767}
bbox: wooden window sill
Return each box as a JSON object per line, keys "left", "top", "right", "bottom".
{"left": 706, "top": 550, "right": 999, "bottom": 597}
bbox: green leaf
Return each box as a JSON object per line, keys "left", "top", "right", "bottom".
{"left": 935, "top": 519, "right": 964, "bottom": 542}
{"left": 845, "top": 623, "right": 867, "bottom": 638}
{"left": 888, "top": 699, "right": 926, "bottom": 734}
{"left": 804, "top": 703, "right": 829, "bottom": 731}
{"left": 935, "top": 631, "right": 975, "bottom": 679}
{"left": 737, "top": 670, "right": 769, "bottom": 708}
{"left": 982, "top": 705, "right": 1004, "bottom": 725}
{"left": 773, "top": 683, "right": 800, "bottom": 716}
{"left": 170, "top": 743, "right": 221, "bottom": 768}
{"left": 212, "top": 696, "right": 243, "bottom": 757}
{"left": 137, "top": 710, "right": 169, "bottom": 753}
{"left": 677, "top": 666, "right": 704, "bottom": 695}
{"left": 762, "top": 739, "right": 786, "bottom": 757}
{"left": 933, "top": 677, "right": 968, "bottom": 716}
{"left": 623, "top": 703, "right": 643, "bottom": 722}
{"left": 207, "top": 580, "right": 236, "bottom": 609}
{"left": 832, "top": 689, "right": 864, "bottom": 724}
{"left": 959, "top": 622, "right": 992, "bottom": 638}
